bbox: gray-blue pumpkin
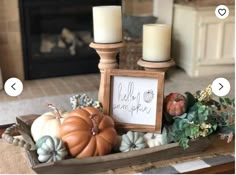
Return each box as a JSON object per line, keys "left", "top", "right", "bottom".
{"left": 119, "top": 131, "right": 146, "bottom": 152}
{"left": 36, "top": 135, "right": 68, "bottom": 163}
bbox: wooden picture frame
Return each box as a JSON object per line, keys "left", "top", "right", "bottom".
{"left": 103, "top": 69, "right": 164, "bottom": 132}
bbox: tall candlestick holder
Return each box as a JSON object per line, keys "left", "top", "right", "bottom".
{"left": 90, "top": 42, "right": 125, "bottom": 105}
{"left": 137, "top": 59, "right": 175, "bottom": 72}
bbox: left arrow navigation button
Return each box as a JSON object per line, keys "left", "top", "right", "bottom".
{"left": 11, "top": 83, "right": 16, "bottom": 90}
{"left": 4, "top": 78, "right": 23, "bottom": 97}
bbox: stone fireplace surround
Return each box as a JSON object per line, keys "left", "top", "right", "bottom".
{"left": 0, "top": 0, "right": 24, "bottom": 82}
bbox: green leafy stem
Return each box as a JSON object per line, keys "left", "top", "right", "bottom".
{"left": 169, "top": 96, "right": 234, "bottom": 149}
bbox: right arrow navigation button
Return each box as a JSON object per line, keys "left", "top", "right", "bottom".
{"left": 212, "top": 78, "right": 230, "bottom": 97}
{"left": 219, "top": 83, "right": 223, "bottom": 90}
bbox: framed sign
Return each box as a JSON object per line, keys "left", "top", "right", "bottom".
{"left": 103, "top": 69, "right": 164, "bottom": 132}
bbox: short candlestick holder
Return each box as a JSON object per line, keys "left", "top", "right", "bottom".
{"left": 89, "top": 42, "right": 125, "bottom": 105}
{"left": 137, "top": 59, "right": 175, "bottom": 72}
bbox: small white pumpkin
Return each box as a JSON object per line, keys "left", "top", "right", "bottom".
{"left": 31, "top": 104, "right": 68, "bottom": 142}
{"left": 144, "top": 127, "right": 168, "bottom": 147}
{"left": 36, "top": 136, "right": 68, "bottom": 163}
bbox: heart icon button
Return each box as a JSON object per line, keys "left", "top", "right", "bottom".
{"left": 215, "top": 5, "right": 229, "bottom": 19}
{"left": 218, "top": 8, "right": 226, "bottom": 16}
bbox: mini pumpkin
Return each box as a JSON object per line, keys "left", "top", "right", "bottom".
{"left": 36, "top": 135, "right": 68, "bottom": 163}
{"left": 60, "top": 106, "right": 117, "bottom": 158}
{"left": 165, "top": 93, "right": 186, "bottom": 116}
{"left": 119, "top": 131, "right": 146, "bottom": 152}
{"left": 31, "top": 104, "right": 69, "bottom": 142}
{"left": 144, "top": 127, "right": 168, "bottom": 147}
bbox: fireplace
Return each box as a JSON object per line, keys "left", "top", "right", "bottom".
{"left": 19, "top": 0, "right": 121, "bottom": 80}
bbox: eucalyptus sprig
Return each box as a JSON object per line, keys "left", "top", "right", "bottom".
{"left": 170, "top": 101, "right": 217, "bottom": 149}
{"left": 209, "top": 97, "right": 235, "bottom": 138}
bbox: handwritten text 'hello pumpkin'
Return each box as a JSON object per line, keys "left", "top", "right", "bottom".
{"left": 113, "top": 82, "right": 152, "bottom": 116}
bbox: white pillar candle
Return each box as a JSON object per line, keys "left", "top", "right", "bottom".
{"left": 93, "top": 6, "right": 122, "bottom": 43}
{"left": 143, "top": 24, "right": 171, "bottom": 62}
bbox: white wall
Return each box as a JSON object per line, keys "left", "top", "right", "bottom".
{"left": 153, "top": 0, "right": 174, "bottom": 25}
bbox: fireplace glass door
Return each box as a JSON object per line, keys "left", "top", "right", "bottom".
{"left": 20, "top": 0, "right": 121, "bottom": 79}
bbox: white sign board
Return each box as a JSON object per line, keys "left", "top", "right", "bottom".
{"left": 111, "top": 76, "right": 158, "bottom": 126}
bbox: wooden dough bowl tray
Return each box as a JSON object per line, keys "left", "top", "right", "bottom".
{"left": 16, "top": 115, "right": 211, "bottom": 174}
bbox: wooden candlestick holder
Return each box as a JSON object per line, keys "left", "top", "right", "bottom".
{"left": 89, "top": 42, "right": 125, "bottom": 105}
{"left": 137, "top": 59, "right": 175, "bottom": 72}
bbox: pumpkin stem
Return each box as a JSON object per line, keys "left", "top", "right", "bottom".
{"left": 48, "top": 104, "right": 61, "bottom": 120}
{"left": 130, "top": 143, "right": 136, "bottom": 148}
{"left": 151, "top": 133, "right": 156, "bottom": 139}
{"left": 89, "top": 114, "right": 99, "bottom": 136}
{"left": 175, "top": 95, "right": 184, "bottom": 102}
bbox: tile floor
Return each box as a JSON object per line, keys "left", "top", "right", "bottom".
{"left": 0, "top": 74, "right": 100, "bottom": 102}
{"left": 0, "top": 66, "right": 234, "bottom": 103}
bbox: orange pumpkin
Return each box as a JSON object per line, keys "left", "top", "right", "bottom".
{"left": 60, "top": 106, "right": 117, "bottom": 158}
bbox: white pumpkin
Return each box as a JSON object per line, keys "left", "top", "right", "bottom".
{"left": 144, "top": 127, "right": 168, "bottom": 147}
{"left": 31, "top": 104, "right": 69, "bottom": 142}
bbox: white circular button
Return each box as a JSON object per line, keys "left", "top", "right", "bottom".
{"left": 212, "top": 78, "right": 230, "bottom": 97}
{"left": 4, "top": 78, "right": 23, "bottom": 97}
{"left": 215, "top": 5, "right": 229, "bottom": 19}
